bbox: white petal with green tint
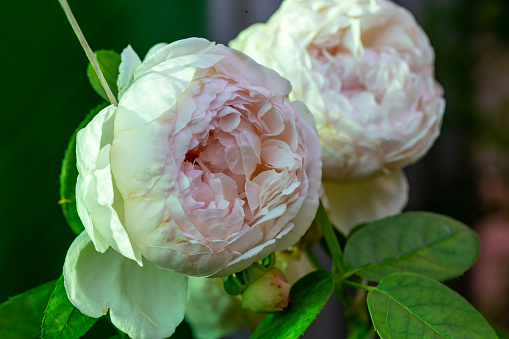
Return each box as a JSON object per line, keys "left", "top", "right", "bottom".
{"left": 64, "top": 232, "right": 187, "bottom": 339}
{"left": 323, "top": 169, "right": 408, "bottom": 234}
{"left": 117, "top": 45, "right": 141, "bottom": 100}
{"left": 75, "top": 105, "right": 141, "bottom": 264}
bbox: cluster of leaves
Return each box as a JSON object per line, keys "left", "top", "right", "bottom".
{"left": 250, "top": 204, "right": 499, "bottom": 338}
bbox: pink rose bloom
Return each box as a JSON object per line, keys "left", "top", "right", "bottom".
{"left": 231, "top": 0, "right": 445, "bottom": 233}
{"left": 64, "top": 38, "right": 322, "bottom": 338}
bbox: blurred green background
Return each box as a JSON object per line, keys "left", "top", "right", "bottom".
{"left": 2, "top": 0, "right": 509, "bottom": 336}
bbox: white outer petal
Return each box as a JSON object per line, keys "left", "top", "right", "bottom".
{"left": 135, "top": 38, "right": 215, "bottom": 78}
{"left": 117, "top": 45, "right": 142, "bottom": 100}
{"left": 323, "top": 169, "right": 408, "bottom": 234}
{"left": 64, "top": 232, "right": 187, "bottom": 339}
{"left": 115, "top": 69, "right": 194, "bottom": 132}
{"left": 76, "top": 105, "right": 116, "bottom": 176}
{"left": 144, "top": 43, "right": 168, "bottom": 61}
{"left": 75, "top": 105, "right": 141, "bottom": 263}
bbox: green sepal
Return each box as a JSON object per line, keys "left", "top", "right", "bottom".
{"left": 343, "top": 212, "right": 479, "bottom": 282}
{"left": 251, "top": 270, "right": 334, "bottom": 339}
{"left": 0, "top": 280, "right": 56, "bottom": 339}
{"left": 60, "top": 102, "right": 109, "bottom": 235}
{"left": 223, "top": 273, "right": 249, "bottom": 296}
{"left": 368, "top": 272, "right": 497, "bottom": 338}
{"left": 223, "top": 253, "right": 275, "bottom": 296}
{"left": 41, "top": 275, "right": 97, "bottom": 339}
{"left": 86, "top": 50, "right": 121, "bottom": 102}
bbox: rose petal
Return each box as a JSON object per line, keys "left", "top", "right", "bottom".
{"left": 323, "top": 169, "right": 409, "bottom": 234}
{"left": 78, "top": 145, "right": 141, "bottom": 264}
{"left": 76, "top": 106, "right": 141, "bottom": 263}
{"left": 117, "top": 45, "right": 142, "bottom": 100}
{"left": 64, "top": 232, "right": 187, "bottom": 339}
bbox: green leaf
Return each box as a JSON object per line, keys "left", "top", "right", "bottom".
{"left": 87, "top": 50, "right": 121, "bottom": 102}
{"left": 367, "top": 273, "right": 497, "bottom": 339}
{"left": 42, "top": 275, "right": 97, "bottom": 339}
{"left": 494, "top": 325, "right": 509, "bottom": 339}
{"left": 315, "top": 200, "right": 344, "bottom": 275}
{"left": 251, "top": 270, "right": 334, "bottom": 339}
{"left": 60, "top": 102, "right": 109, "bottom": 235}
{"left": 343, "top": 212, "right": 479, "bottom": 282}
{"left": 0, "top": 280, "right": 56, "bottom": 339}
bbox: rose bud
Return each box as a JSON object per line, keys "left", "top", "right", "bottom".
{"left": 231, "top": 0, "right": 445, "bottom": 234}
{"left": 185, "top": 253, "right": 314, "bottom": 338}
{"left": 241, "top": 268, "right": 292, "bottom": 313}
{"left": 64, "top": 38, "right": 322, "bottom": 338}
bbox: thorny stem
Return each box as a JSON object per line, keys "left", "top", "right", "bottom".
{"left": 58, "top": 0, "right": 118, "bottom": 106}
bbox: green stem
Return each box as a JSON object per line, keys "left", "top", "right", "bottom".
{"left": 305, "top": 248, "right": 325, "bottom": 271}
{"left": 342, "top": 280, "right": 373, "bottom": 291}
{"left": 334, "top": 283, "right": 352, "bottom": 309}
{"left": 57, "top": 0, "right": 118, "bottom": 106}
{"left": 316, "top": 200, "right": 345, "bottom": 276}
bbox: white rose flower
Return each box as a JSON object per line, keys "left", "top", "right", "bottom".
{"left": 230, "top": 0, "right": 445, "bottom": 233}
{"left": 64, "top": 38, "right": 322, "bottom": 338}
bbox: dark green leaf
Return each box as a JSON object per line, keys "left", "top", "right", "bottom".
{"left": 368, "top": 273, "right": 497, "bottom": 339}
{"left": 343, "top": 212, "right": 479, "bottom": 282}
{"left": 60, "top": 102, "right": 109, "bottom": 235}
{"left": 41, "top": 275, "right": 97, "bottom": 339}
{"left": 87, "top": 50, "right": 121, "bottom": 102}
{"left": 0, "top": 280, "right": 56, "bottom": 339}
{"left": 251, "top": 270, "right": 334, "bottom": 339}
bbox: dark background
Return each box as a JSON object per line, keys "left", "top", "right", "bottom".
{"left": 2, "top": 0, "right": 509, "bottom": 337}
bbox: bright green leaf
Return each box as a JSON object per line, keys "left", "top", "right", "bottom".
{"left": 41, "top": 275, "right": 97, "bottom": 339}
{"left": 60, "top": 102, "right": 109, "bottom": 235}
{"left": 87, "top": 50, "right": 121, "bottom": 102}
{"left": 368, "top": 273, "right": 497, "bottom": 339}
{"left": 251, "top": 270, "right": 334, "bottom": 339}
{"left": 0, "top": 280, "right": 56, "bottom": 339}
{"left": 343, "top": 212, "right": 479, "bottom": 282}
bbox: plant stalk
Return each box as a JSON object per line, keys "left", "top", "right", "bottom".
{"left": 58, "top": 0, "right": 118, "bottom": 106}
